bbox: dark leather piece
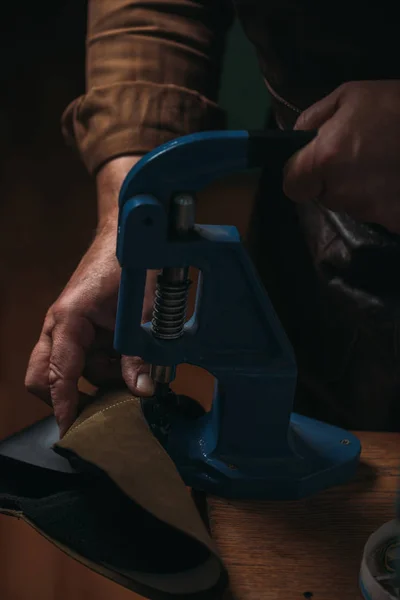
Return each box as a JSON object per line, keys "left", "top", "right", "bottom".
{"left": 0, "top": 391, "right": 226, "bottom": 599}
{"left": 0, "top": 415, "right": 76, "bottom": 474}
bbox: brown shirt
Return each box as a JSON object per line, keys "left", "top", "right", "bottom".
{"left": 62, "top": 0, "right": 234, "bottom": 174}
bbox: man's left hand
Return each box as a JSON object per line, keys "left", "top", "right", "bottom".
{"left": 283, "top": 80, "right": 400, "bottom": 233}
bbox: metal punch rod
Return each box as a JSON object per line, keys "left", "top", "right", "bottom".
{"left": 150, "top": 194, "right": 196, "bottom": 397}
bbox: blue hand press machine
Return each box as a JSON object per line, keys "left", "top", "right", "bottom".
{"left": 113, "top": 129, "right": 361, "bottom": 500}
{"left": 0, "top": 130, "right": 361, "bottom": 500}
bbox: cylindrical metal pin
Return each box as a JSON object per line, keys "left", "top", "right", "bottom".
{"left": 150, "top": 193, "right": 196, "bottom": 395}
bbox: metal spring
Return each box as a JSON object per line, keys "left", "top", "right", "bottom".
{"left": 151, "top": 279, "right": 191, "bottom": 340}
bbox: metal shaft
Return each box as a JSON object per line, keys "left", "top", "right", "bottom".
{"left": 150, "top": 194, "right": 195, "bottom": 396}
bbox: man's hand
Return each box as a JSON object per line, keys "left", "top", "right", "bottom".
{"left": 283, "top": 80, "right": 400, "bottom": 232}
{"left": 25, "top": 156, "right": 156, "bottom": 436}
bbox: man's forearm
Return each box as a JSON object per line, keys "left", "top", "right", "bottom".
{"left": 96, "top": 156, "right": 142, "bottom": 227}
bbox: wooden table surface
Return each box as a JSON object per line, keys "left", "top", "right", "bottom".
{"left": 207, "top": 431, "right": 400, "bottom": 600}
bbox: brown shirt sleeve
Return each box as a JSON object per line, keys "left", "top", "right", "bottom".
{"left": 62, "top": 0, "right": 234, "bottom": 174}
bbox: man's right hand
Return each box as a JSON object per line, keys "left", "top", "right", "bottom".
{"left": 25, "top": 156, "right": 156, "bottom": 436}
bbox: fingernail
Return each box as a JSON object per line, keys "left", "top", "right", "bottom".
{"left": 136, "top": 373, "right": 155, "bottom": 396}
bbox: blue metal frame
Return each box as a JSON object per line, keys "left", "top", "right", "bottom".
{"left": 115, "top": 130, "right": 361, "bottom": 500}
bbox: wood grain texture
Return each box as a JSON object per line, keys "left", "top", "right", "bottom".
{"left": 208, "top": 432, "right": 400, "bottom": 600}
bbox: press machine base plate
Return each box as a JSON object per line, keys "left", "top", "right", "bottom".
{"left": 142, "top": 392, "right": 361, "bottom": 501}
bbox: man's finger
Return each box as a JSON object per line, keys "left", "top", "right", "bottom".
{"left": 121, "top": 355, "right": 154, "bottom": 397}
{"left": 25, "top": 331, "right": 53, "bottom": 405}
{"left": 283, "top": 137, "right": 324, "bottom": 203}
{"left": 49, "top": 316, "right": 95, "bottom": 436}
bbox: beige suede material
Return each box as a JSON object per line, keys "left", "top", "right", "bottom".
{"left": 56, "top": 390, "right": 217, "bottom": 553}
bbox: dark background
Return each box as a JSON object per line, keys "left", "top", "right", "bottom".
{"left": 0, "top": 2, "right": 92, "bottom": 436}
